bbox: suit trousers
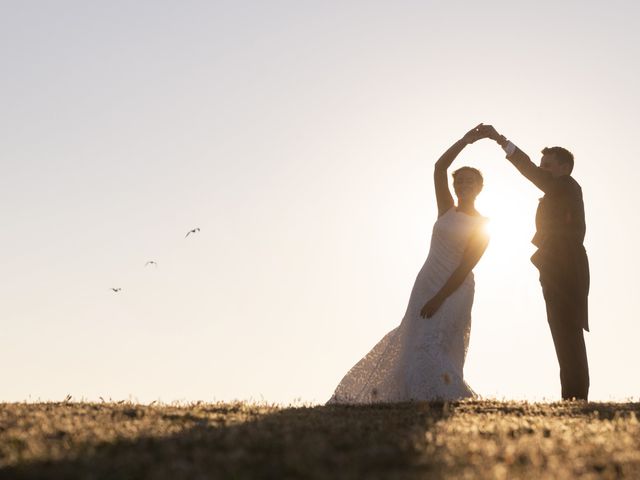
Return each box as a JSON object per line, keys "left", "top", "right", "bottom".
{"left": 542, "top": 283, "right": 590, "bottom": 400}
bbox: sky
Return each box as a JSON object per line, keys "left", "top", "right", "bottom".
{"left": 2, "top": 0, "right": 639, "bottom": 404}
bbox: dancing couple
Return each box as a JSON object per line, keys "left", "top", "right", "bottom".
{"left": 328, "top": 124, "right": 590, "bottom": 403}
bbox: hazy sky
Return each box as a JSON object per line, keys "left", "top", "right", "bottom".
{"left": 2, "top": 1, "right": 639, "bottom": 404}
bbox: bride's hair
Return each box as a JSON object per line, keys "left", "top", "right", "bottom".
{"left": 452, "top": 166, "right": 483, "bottom": 188}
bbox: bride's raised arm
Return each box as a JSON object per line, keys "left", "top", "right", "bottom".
{"left": 434, "top": 124, "right": 484, "bottom": 217}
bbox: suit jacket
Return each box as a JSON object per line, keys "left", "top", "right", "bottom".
{"left": 507, "top": 148, "right": 590, "bottom": 331}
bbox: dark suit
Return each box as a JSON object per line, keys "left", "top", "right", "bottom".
{"left": 508, "top": 149, "right": 590, "bottom": 400}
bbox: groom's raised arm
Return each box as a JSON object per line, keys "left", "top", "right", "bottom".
{"left": 479, "top": 126, "right": 554, "bottom": 193}
{"left": 503, "top": 144, "right": 555, "bottom": 193}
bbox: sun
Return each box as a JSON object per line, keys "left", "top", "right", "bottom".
{"left": 472, "top": 168, "right": 540, "bottom": 274}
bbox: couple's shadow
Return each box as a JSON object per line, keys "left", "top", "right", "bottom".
{"left": 0, "top": 401, "right": 452, "bottom": 480}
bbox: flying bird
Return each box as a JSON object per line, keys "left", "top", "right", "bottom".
{"left": 145, "top": 261, "right": 158, "bottom": 267}
{"left": 111, "top": 288, "right": 122, "bottom": 293}
{"left": 185, "top": 227, "right": 200, "bottom": 238}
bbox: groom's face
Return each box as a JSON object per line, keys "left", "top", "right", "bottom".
{"left": 540, "top": 153, "right": 570, "bottom": 177}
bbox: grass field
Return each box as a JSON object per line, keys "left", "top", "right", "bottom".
{"left": 1, "top": 399, "right": 639, "bottom": 479}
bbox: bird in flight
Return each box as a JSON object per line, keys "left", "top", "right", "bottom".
{"left": 111, "top": 288, "right": 122, "bottom": 293}
{"left": 185, "top": 227, "right": 200, "bottom": 238}
{"left": 145, "top": 261, "right": 158, "bottom": 267}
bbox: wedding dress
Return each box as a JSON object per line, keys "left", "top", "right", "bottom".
{"left": 328, "top": 207, "right": 487, "bottom": 403}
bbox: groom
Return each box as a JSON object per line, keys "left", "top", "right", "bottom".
{"left": 480, "top": 125, "right": 590, "bottom": 401}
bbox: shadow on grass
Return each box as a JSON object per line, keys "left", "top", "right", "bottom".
{"left": 457, "top": 400, "right": 640, "bottom": 419}
{"left": 0, "top": 401, "right": 452, "bottom": 480}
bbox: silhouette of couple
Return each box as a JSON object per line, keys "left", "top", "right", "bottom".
{"left": 328, "top": 124, "right": 590, "bottom": 403}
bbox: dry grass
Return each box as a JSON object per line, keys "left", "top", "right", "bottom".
{"left": 1, "top": 399, "right": 639, "bottom": 479}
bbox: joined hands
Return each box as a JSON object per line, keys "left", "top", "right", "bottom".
{"left": 460, "top": 123, "right": 507, "bottom": 147}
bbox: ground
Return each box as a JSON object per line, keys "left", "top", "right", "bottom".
{"left": 1, "top": 399, "right": 639, "bottom": 479}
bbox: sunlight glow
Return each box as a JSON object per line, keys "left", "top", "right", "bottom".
{"left": 475, "top": 182, "right": 536, "bottom": 252}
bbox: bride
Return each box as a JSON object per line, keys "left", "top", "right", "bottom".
{"left": 328, "top": 125, "right": 490, "bottom": 403}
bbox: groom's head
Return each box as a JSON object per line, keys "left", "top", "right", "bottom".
{"left": 540, "top": 147, "right": 574, "bottom": 177}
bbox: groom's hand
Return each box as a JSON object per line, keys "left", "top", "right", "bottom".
{"left": 420, "top": 295, "right": 444, "bottom": 319}
{"left": 477, "top": 124, "right": 507, "bottom": 146}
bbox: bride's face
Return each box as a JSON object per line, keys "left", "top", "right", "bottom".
{"left": 453, "top": 170, "right": 482, "bottom": 201}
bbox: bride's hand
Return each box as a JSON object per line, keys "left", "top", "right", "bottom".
{"left": 420, "top": 295, "right": 444, "bottom": 319}
{"left": 460, "top": 123, "right": 485, "bottom": 145}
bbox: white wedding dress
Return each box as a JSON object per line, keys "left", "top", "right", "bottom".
{"left": 328, "top": 207, "right": 487, "bottom": 403}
